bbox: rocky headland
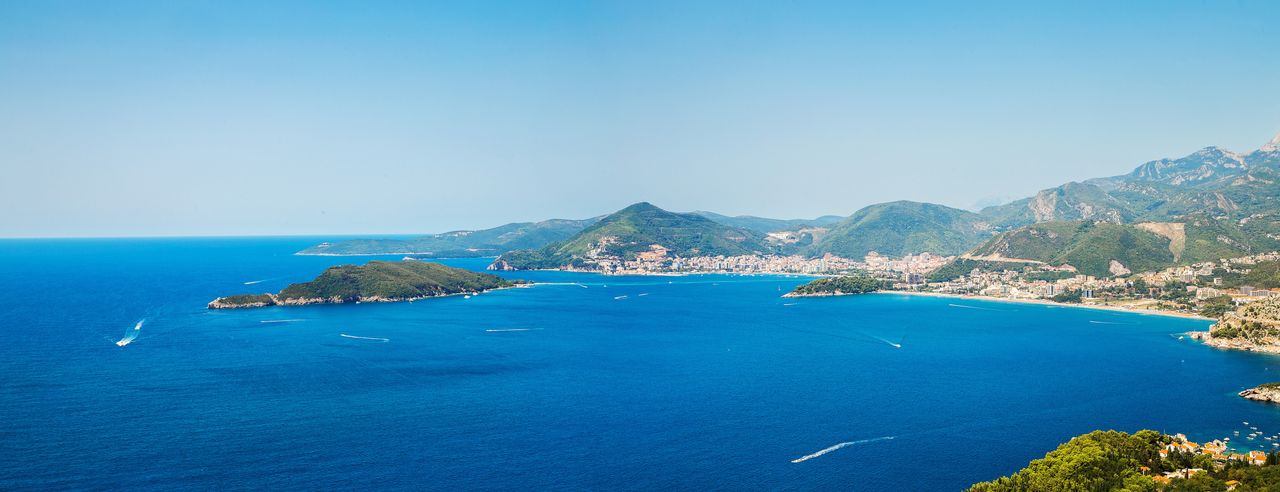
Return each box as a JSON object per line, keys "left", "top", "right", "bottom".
{"left": 1192, "top": 297, "right": 1280, "bottom": 354}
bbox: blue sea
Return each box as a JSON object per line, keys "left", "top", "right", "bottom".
{"left": 1, "top": 237, "right": 1277, "bottom": 490}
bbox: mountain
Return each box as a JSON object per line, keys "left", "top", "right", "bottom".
{"left": 981, "top": 133, "right": 1280, "bottom": 229}
{"left": 979, "top": 181, "right": 1135, "bottom": 227}
{"left": 966, "top": 221, "right": 1176, "bottom": 277}
{"left": 208, "top": 260, "right": 519, "bottom": 308}
{"left": 806, "top": 201, "right": 993, "bottom": 258}
{"left": 296, "top": 218, "right": 600, "bottom": 257}
{"left": 1106, "top": 146, "right": 1252, "bottom": 189}
{"left": 690, "top": 211, "right": 843, "bottom": 233}
{"left": 491, "top": 202, "right": 770, "bottom": 270}
{"left": 959, "top": 132, "right": 1280, "bottom": 275}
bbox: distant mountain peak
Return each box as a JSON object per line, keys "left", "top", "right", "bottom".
{"left": 1263, "top": 132, "right": 1280, "bottom": 152}
{"left": 619, "top": 202, "right": 661, "bottom": 213}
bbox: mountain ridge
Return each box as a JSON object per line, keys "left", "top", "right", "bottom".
{"left": 492, "top": 202, "right": 770, "bottom": 270}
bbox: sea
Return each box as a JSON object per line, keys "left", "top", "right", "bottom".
{"left": 1, "top": 236, "right": 1276, "bottom": 490}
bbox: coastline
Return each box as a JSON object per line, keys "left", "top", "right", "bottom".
{"left": 295, "top": 252, "right": 494, "bottom": 258}
{"left": 208, "top": 284, "right": 528, "bottom": 309}
{"left": 874, "top": 290, "right": 1214, "bottom": 321}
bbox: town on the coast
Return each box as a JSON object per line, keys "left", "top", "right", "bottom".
{"left": 517, "top": 247, "right": 1280, "bottom": 320}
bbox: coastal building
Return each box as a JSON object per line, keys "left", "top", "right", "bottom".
{"left": 1198, "top": 287, "right": 1224, "bottom": 300}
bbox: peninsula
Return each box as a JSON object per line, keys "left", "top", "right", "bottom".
{"left": 1190, "top": 297, "right": 1280, "bottom": 354}
{"left": 209, "top": 260, "right": 523, "bottom": 309}
{"left": 1239, "top": 383, "right": 1280, "bottom": 404}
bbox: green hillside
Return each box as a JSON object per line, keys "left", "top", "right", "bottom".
{"left": 493, "top": 202, "right": 770, "bottom": 270}
{"left": 691, "top": 211, "right": 842, "bottom": 233}
{"left": 296, "top": 218, "right": 599, "bottom": 257}
{"left": 209, "top": 261, "right": 517, "bottom": 308}
{"left": 969, "top": 221, "right": 1175, "bottom": 277}
{"left": 806, "top": 201, "right": 992, "bottom": 258}
{"left": 1180, "top": 214, "right": 1256, "bottom": 262}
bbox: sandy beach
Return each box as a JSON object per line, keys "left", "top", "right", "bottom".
{"left": 875, "top": 290, "right": 1214, "bottom": 321}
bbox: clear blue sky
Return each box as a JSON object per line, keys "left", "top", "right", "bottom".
{"left": 2, "top": 1, "right": 1278, "bottom": 237}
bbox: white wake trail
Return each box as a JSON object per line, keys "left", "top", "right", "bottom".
{"left": 791, "top": 436, "right": 895, "bottom": 463}
{"left": 867, "top": 335, "right": 902, "bottom": 348}
{"left": 116, "top": 319, "right": 144, "bottom": 347}
{"left": 340, "top": 334, "right": 389, "bottom": 342}
{"left": 485, "top": 328, "right": 537, "bottom": 332}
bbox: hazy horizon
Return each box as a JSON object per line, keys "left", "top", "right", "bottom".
{"left": 3, "top": 1, "right": 1279, "bottom": 238}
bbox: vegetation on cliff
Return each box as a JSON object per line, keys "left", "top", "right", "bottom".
{"left": 969, "top": 430, "right": 1168, "bottom": 491}
{"left": 787, "top": 275, "right": 886, "bottom": 296}
{"left": 210, "top": 261, "right": 519, "bottom": 308}
{"left": 1207, "top": 297, "right": 1280, "bottom": 341}
{"left": 970, "top": 429, "right": 1280, "bottom": 491}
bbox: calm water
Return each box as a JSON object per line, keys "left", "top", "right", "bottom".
{"left": 0, "top": 237, "right": 1276, "bottom": 490}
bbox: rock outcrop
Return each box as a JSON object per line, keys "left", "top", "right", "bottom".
{"left": 1193, "top": 297, "right": 1280, "bottom": 354}
{"left": 1240, "top": 384, "right": 1280, "bottom": 404}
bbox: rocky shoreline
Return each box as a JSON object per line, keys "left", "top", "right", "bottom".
{"left": 1189, "top": 331, "right": 1280, "bottom": 355}
{"left": 781, "top": 291, "right": 862, "bottom": 298}
{"left": 208, "top": 286, "right": 522, "bottom": 309}
{"left": 1240, "top": 384, "right": 1280, "bottom": 404}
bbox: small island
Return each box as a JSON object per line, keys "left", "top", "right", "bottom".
{"left": 209, "top": 260, "right": 525, "bottom": 309}
{"left": 784, "top": 275, "right": 886, "bottom": 297}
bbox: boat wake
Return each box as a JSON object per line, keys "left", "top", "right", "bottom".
{"left": 531, "top": 282, "right": 590, "bottom": 289}
{"left": 791, "top": 436, "right": 895, "bottom": 463}
{"left": 340, "top": 334, "right": 389, "bottom": 342}
{"left": 1088, "top": 320, "right": 1132, "bottom": 325}
{"left": 242, "top": 278, "right": 276, "bottom": 285}
{"left": 614, "top": 295, "right": 628, "bottom": 300}
{"left": 260, "top": 319, "right": 305, "bottom": 324}
{"left": 485, "top": 328, "right": 537, "bottom": 332}
{"left": 116, "top": 319, "right": 144, "bottom": 347}
{"left": 867, "top": 334, "right": 902, "bottom": 349}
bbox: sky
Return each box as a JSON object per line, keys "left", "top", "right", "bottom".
{"left": 2, "top": 1, "right": 1279, "bottom": 237}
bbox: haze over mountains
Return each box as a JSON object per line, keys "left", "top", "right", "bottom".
{"left": 303, "top": 132, "right": 1280, "bottom": 277}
